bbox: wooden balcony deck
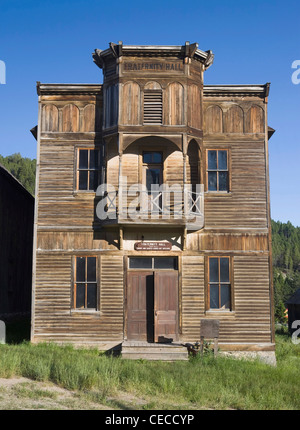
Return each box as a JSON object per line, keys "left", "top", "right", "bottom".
{"left": 97, "top": 185, "right": 204, "bottom": 230}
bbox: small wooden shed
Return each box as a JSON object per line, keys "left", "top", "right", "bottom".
{"left": 286, "top": 289, "right": 300, "bottom": 334}
{"left": 0, "top": 163, "right": 34, "bottom": 320}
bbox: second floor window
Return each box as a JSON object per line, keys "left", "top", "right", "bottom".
{"left": 77, "top": 149, "right": 101, "bottom": 191}
{"left": 207, "top": 149, "right": 229, "bottom": 192}
{"left": 142, "top": 152, "right": 163, "bottom": 191}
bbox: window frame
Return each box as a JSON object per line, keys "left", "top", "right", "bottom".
{"left": 206, "top": 256, "right": 234, "bottom": 312}
{"left": 206, "top": 148, "right": 231, "bottom": 193}
{"left": 72, "top": 255, "right": 100, "bottom": 311}
{"left": 128, "top": 256, "right": 178, "bottom": 271}
{"left": 76, "top": 147, "right": 102, "bottom": 192}
{"left": 142, "top": 151, "right": 163, "bottom": 191}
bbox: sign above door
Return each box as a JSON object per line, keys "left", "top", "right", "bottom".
{"left": 134, "top": 241, "right": 172, "bottom": 251}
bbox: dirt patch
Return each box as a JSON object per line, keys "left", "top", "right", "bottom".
{"left": 0, "top": 377, "right": 113, "bottom": 410}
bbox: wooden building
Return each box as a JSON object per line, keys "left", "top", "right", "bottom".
{"left": 0, "top": 163, "right": 34, "bottom": 320}
{"left": 31, "top": 42, "right": 275, "bottom": 360}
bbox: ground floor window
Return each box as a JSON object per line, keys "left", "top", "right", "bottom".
{"left": 208, "top": 256, "right": 231, "bottom": 310}
{"left": 73, "top": 256, "right": 98, "bottom": 309}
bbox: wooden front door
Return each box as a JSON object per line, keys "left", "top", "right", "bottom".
{"left": 127, "top": 272, "right": 154, "bottom": 342}
{"left": 127, "top": 270, "right": 178, "bottom": 343}
{"left": 154, "top": 271, "right": 179, "bottom": 342}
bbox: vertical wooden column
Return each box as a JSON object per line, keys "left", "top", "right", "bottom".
{"left": 182, "top": 134, "right": 187, "bottom": 251}
{"left": 118, "top": 133, "right": 123, "bottom": 219}
{"left": 119, "top": 226, "right": 123, "bottom": 250}
{"left": 182, "top": 227, "right": 187, "bottom": 251}
{"left": 118, "top": 134, "right": 124, "bottom": 249}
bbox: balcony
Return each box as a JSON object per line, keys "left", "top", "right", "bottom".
{"left": 96, "top": 183, "right": 204, "bottom": 230}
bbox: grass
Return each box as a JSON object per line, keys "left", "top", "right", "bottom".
{"left": 1, "top": 319, "right": 300, "bottom": 409}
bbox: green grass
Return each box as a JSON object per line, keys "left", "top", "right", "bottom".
{"left": 1, "top": 320, "right": 300, "bottom": 409}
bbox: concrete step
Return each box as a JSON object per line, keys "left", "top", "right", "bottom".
{"left": 121, "top": 342, "right": 189, "bottom": 361}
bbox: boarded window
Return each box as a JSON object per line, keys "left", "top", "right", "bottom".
{"left": 77, "top": 148, "right": 103, "bottom": 191}
{"left": 207, "top": 149, "right": 229, "bottom": 192}
{"left": 208, "top": 257, "right": 231, "bottom": 310}
{"left": 143, "top": 90, "right": 163, "bottom": 124}
{"left": 74, "top": 256, "right": 98, "bottom": 309}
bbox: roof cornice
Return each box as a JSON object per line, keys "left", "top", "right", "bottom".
{"left": 37, "top": 82, "right": 102, "bottom": 96}
{"left": 93, "top": 41, "right": 214, "bottom": 70}
{"left": 204, "top": 83, "right": 270, "bottom": 98}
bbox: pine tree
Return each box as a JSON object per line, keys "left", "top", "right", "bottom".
{"left": 0, "top": 153, "right": 36, "bottom": 196}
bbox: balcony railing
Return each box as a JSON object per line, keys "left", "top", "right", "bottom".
{"left": 96, "top": 183, "right": 204, "bottom": 230}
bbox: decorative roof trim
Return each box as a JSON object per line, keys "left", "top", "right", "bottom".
{"left": 93, "top": 42, "right": 214, "bottom": 70}
{"left": 204, "top": 83, "right": 270, "bottom": 98}
{"left": 37, "top": 82, "right": 102, "bottom": 96}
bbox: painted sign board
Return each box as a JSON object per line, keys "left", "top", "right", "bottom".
{"left": 134, "top": 241, "right": 172, "bottom": 251}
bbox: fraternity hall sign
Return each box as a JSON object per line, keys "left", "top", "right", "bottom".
{"left": 134, "top": 241, "right": 172, "bottom": 251}
{"left": 123, "top": 61, "right": 184, "bottom": 73}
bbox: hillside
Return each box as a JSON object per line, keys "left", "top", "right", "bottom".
{"left": 272, "top": 220, "right": 300, "bottom": 321}
{"left": 1, "top": 153, "right": 299, "bottom": 322}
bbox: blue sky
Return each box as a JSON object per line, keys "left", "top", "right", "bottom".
{"left": 1, "top": 0, "right": 300, "bottom": 226}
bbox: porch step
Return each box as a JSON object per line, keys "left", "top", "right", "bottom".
{"left": 121, "top": 341, "right": 189, "bottom": 361}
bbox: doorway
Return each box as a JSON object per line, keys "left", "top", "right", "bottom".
{"left": 142, "top": 152, "right": 163, "bottom": 213}
{"left": 126, "top": 257, "right": 178, "bottom": 343}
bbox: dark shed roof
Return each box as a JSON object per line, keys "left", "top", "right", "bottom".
{"left": 286, "top": 288, "right": 300, "bottom": 305}
{"left": 0, "top": 163, "right": 34, "bottom": 201}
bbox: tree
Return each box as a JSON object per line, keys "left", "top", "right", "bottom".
{"left": 0, "top": 153, "right": 36, "bottom": 196}
{"left": 271, "top": 219, "right": 300, "bottom": 322}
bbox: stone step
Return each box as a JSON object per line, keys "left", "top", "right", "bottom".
{"left": 121, "top": 342, "right": 189, "bottom": 361}
{"left": 122, "top": 352, "right": 188, "bottom": 361}
{"left": 122, "top": 346, "right": 188, "bottom": 353}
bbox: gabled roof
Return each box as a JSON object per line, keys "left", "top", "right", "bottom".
{"left": 0, "top": 163, "right": 34, "bottom": 200}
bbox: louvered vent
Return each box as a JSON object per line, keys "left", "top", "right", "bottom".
{"left": 143, "top": 90, "right": 163, "bottom": 124}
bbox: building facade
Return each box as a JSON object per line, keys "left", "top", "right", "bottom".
{"left": 31, "top": 42, "right": 275, "bottom": 357}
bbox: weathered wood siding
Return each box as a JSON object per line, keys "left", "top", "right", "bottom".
{"left": 121, "top": 82, "right": 141, "bottom": 125}
{"left": 181, "top": 254, "right": 271, "bottom": 344}
{"left": 204, "top": 101, "right": 265, "bottom": 135}
{"left": 165, "top": 82, "right": 184, "bottom": 125}
{"left": 203, "top": 98, "right": 268, "bottom": 229}
{"left": 181, "top": 255, "right": 205, "bottom": 339}
{"left": 32, "top": 86, "right": 127, "bottom": 344}
{"left": 188, "top": 84, "right": 201, "bottom": 129}
{"left": 204, "top": 140, "right": 267, "bottom": 229}
{"left": 33, "top": 254, "right": 123, "bottom": 343}
{"left": 37, "top": 139, "right": 96, "bottom": 227}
